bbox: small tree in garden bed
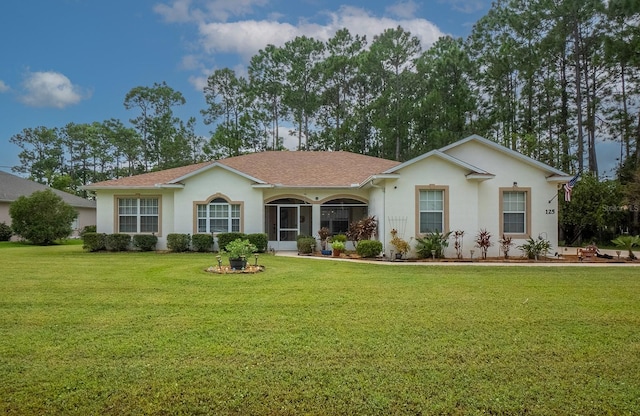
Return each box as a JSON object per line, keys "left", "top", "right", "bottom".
{"left": 347, "top": 216, "right": 377, "bottom": 248}
{"left": 318, "top": 227, "right": 331, "bottom": 251}
{"left": 389, "top": 228, "right": 411, "bottom": 258}
{"left": 498, "top": 234, "right": 514, "bottom": 259}
{"left": 453, "top": 230, "right": 465, "bottom": 259}
{"left": 475, "top": 229, "right": 492, "bottom": 259}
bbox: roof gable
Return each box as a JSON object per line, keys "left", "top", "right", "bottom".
{"left": 384, "top": 149, "right": 492, "bottom": 176}
{"left": 439, "top": 134, "right": 569, "bottom": 177}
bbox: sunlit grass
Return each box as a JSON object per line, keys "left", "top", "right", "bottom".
{"left": 1, "top": 243, "right": 639, "bottom": 415}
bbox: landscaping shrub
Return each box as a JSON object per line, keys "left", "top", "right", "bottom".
{"left": 331, "top": 234, "right": 347, "bottom": 243}
{"left": 297, "top": 237, "right": 316, "bottom": 254}
{"left": 216, "top": 232, "right": 246, "bottom": 252}
{"left": 191, "top": 234, "right": 214, "bottom": 252}
{"left": 167, "top": 233, "right": 191, "bottom": 252}
{"left": 356, "top": 239, "right": 383, "bottom": 258}
{"left": 79, "top": 225, "right": 96, "bottom": 238}
{"left": 105, "top": 233, "right": 131, "bottom": 252}
{"left": 247, "top": 233, "right": 268, "bottom": 252}
{"left": 9, "top": 189, "right": 77, "bottom": 245}
{"left": 0, "top": 222, "right": 12, "bottom": 241}
{"left": 415, "top": 231, "right": 451, "bottom": 259}
{"left": 132, "top": 234, "right": 158, "bottom": 252}
{"left": 82, "top": 232, "right": 106, "bottom": 252}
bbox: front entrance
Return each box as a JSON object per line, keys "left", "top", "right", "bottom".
{"left": 265, "top": 199, "right": 312, "bottom": 251}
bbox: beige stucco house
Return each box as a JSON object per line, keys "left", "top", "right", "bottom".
{"left": 84, "top": 135, "right": 571, "bottom": 257}
{"left": 0, "top": 171, "right": 96, "bottom": 238}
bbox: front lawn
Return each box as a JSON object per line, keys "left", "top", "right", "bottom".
{"left": 1, "top": 244, "right": 639, "bottom": 415}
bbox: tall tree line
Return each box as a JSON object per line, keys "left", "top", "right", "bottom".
{"left": 9, "top": 0, "right": 640, "bottom": 196}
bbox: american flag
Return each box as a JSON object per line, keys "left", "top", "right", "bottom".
{"left": 564, "top": 173, "right": 579, "bottom": 202}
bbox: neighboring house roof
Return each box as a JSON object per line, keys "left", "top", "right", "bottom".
{"left": 0, "top": 171, "right": 96, "bottom": 208}
{"left": 85, "top": 151, "right": 402, "bottom": 189}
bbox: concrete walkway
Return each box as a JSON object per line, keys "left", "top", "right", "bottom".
{"left": 275, "top": 248, "right": 639, "bottom": 267}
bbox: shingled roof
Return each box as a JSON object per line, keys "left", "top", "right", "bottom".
{"left": 86, "top": 151, "right": 402, "bottom": 189}
{"left": 0, "top": 171, "right": 96, "bottom": 208}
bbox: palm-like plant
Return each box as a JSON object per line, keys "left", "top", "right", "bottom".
{"left": 611, "top": 235, "right": 639, "bottom": 260}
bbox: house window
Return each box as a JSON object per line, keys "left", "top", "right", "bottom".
{"left": 418, "top": 188, "right": 446, "bottom": 233}
{"left": 320, "top": 198, "right": 368, "bottom": 235}
{"left": 502, "top": 191, "right": 526, "bottom": 234}
{"left": 118, "top": 197, "right": 159, "bottom": 233}
{"left": 500, "top": 188, "right": 530, "bottom": 237}
{"left": 197, "top": 198, "right": 241, "bottom": 233}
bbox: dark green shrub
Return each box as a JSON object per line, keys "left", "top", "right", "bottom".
{"left": 297, "top": 237, "right": 316, "bottom": 254}
{"left": 79, "top": 225, "right": 96, "bottom": 238}
{"left": 106, "top": 233, "right": 131, "bottom": 252}
{"left": 356, "top": 240, "right": 383, "bottom": 258}
{"left": 192, "top": 234, "right": 214, "bottom": 252}
{"left": 132, "top": 234, "right": 158, "bottom": 252}
{"left": 167, "top": 233, "right": 191, "bottom": 252}
{"left": 9, "top": 189, "right": 77, "bottom": 245}
{"left": 247, "top": 233, "right": 268, "bottom": 253}
{"left": 216, "top": 232, "right": 246, "bottom": 252}
{"left": 82, "top": 232, "right": 107, "bottom": 252}
{"left": 0, "top": 222, "right": 12, "bottom": 241}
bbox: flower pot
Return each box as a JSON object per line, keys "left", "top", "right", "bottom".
{"left": 229, "top": 257, "right": 247, "bottom": 270}
{"left": 395, "top": 253, "right": 403, "bottom": 260}
{"left": 321, "top": 249, "right": 332, "bottom": 256}
{"left": 332, "top": 249, "right": 342, "bottom": 257}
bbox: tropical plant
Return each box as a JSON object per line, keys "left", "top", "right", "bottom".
{"left": 611, "top": 235, "right": 639, "bottom": 260}
{"left": 415, "top": 231, "right": 451, "bottom": 259}
{"left": 475, "top": 229, "right": 492, "bottom": 259}
{"left": 453, "top": 230, "right": 465, "bottom": 259}
{"left": 318, "top": 226, "right": 331, "bottom": 250}
{"left": 224, "top": 238, "right": 257, "bottom": 259}
{"left": 346, "top": 216, "right": 377, "bottom": 247}
{"left": 498, "top": 234, "right": 514, "bottom": 259}
{"left": 518, "top": 236, "right": 552, "bottom": 260}
{"left": 331, "top": 234, "right": 347, "bottom": 243}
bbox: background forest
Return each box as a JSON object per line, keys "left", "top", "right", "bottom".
{"left": 7, "top": 0, "right": 640, "bottom": 244}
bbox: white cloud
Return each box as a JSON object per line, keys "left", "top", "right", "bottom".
{"left": 0, "top": 80, "right": 9, "bottom": 93}
{"left": 19, "top": 71, "right": 88, "bottom": 109}
{"left": 196, "top": 6, "right": 445, "bottom": 64}
{"left": 386, "top": 0, "right": 420, "bottom": 19}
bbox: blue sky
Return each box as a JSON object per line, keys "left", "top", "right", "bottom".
{"left": 5, "top": 0, "right": 621, "bottom": 181}
{"left": 0, "top": 0, "right": 492, "bottom": 172}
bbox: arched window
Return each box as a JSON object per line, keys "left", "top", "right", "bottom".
{"left": 196, "top": 197, "right": 241, "bottom": 233}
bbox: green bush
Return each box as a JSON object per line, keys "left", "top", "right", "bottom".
{"left": 247, "top": 233, "right": 268, "bottom": 253}
{"left": 216, "top": 233, "right": 246, "bottom": 252}
{"left": 106, "top": 233, "right": 131, "bottom": 252}
{"left": 9, "top": 189, "right": 77, "bottom": 245}
{"left": 192, "top": 234, "right": 214, "bottom": 252}
{"left": 356, "top": 240, "right": 383, "bottom": 258}
{"left": 297, "top": 237, "right": 316, "bottom": 254}
{"left": 132, "top": 234, "right": 158, "bottom": 252}
{"left": 79, "top": 225, "right": 96, "bottom": 238}
{"left": 82, "top": 232, "right": 107, "bottom": 252}
{"left": 331, "top": 234, "right": 347, "bottom": 243}
{"left": 415, "top": 231, "right": 452, "bottom": 259}
{"left": 167, "top": 233, "right": 191, "bottom": 252}
{"left": 0, "top": 222, "right": 12, "bottom": 241}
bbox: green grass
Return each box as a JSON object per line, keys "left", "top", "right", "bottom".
{"left": 1, "top": 243, "right": 639, "bottom": 415}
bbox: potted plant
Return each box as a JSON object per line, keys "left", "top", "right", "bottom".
{"left": 389, "top": 228, "right": 410, "bottom": 259}
{"left": 224, "top": 238, "right": 257, "bottom": 269}
{"left": 331, "top": 240, "right": 345, "bottom": 257}
{"left": 318, "top": 227, "right": 332, "bottom": 255}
